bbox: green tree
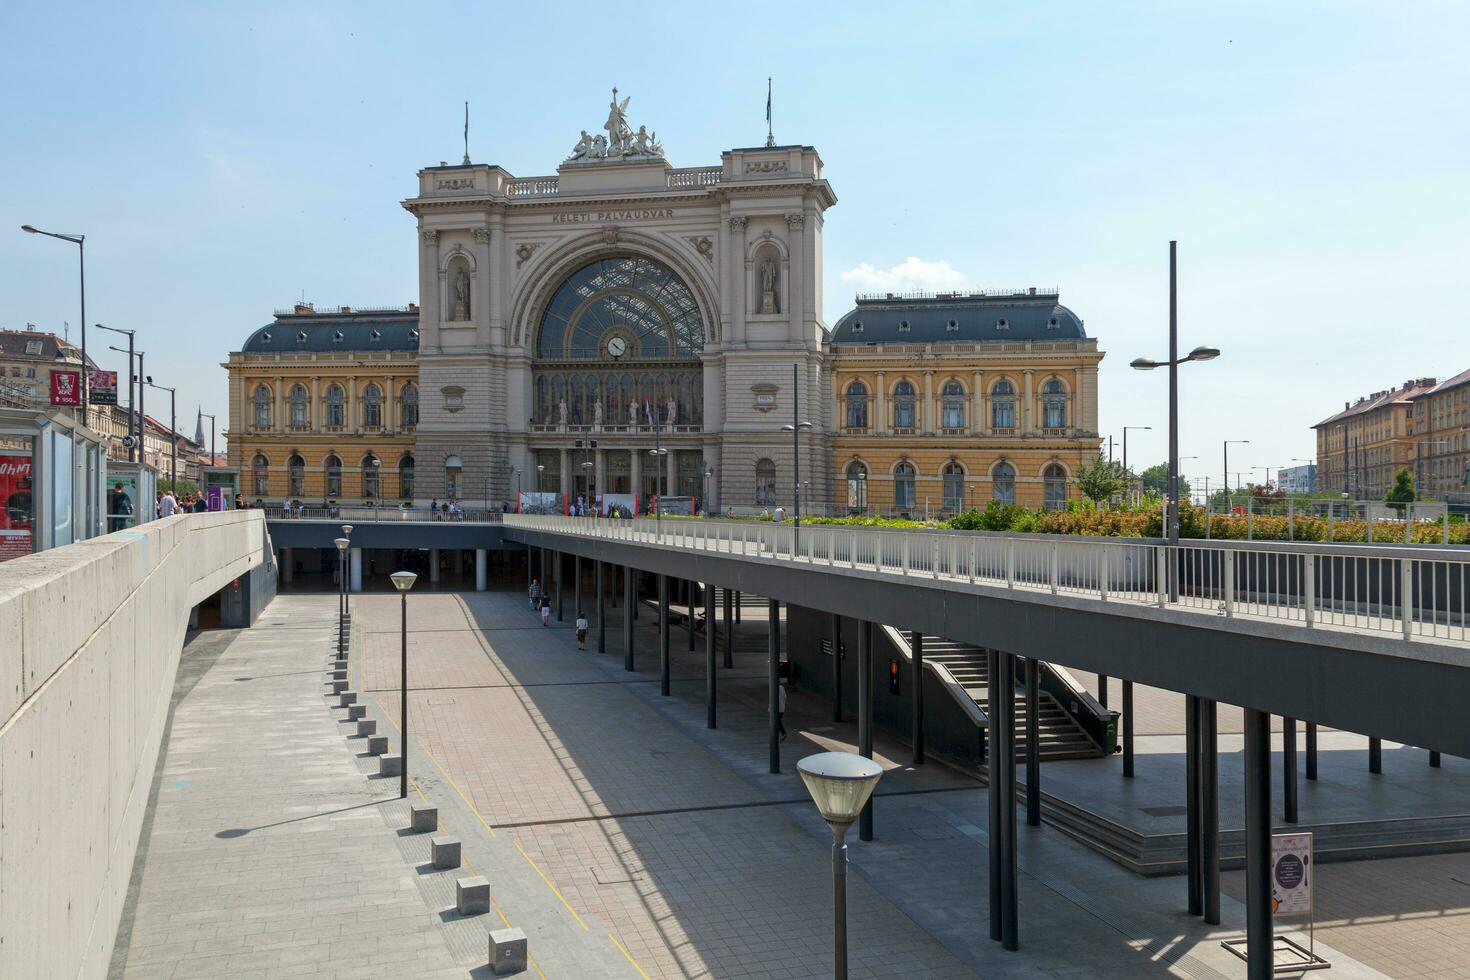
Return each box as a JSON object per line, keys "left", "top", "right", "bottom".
{"left": 1075, "top": 455, "right": 1129, "bottom": 503}
{"left": 1138, "top": 462, "right": 1191, "bottom": 499}
{"left": 1385, "top": 468, "right": 1416, "bottom": 512}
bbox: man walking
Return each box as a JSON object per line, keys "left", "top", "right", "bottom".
{"left": 575, "top": 611, "right": 589, "bottom": 650}
{"left": 107, "top": 483, "right": 133, "bottom": 532}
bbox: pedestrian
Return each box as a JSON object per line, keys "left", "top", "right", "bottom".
{"left": 529, "top": 577, "right": 541, "bottom": 609}
{"left": 234, "top": 493, "right": 245, "bottom": 510}
{"left": 107, "top": 482, "right": 133, "bottom": 532}
{"left": 193, "top": 494, "right": 208, "bottom": 513}
{"left": 777, "top": 680, "right": 787, "bottom": 741}
{"left": 540, "top": 597, "right": 551, "bottom": 627}
{"left": 773, "top": 504, "right": 785, "bottom": 523}
{"left": 159, "top": 488, "right": 178, "bottom": 517}
{"left": 575, "top": 611, "right": 588, "bottom": 650}
{"left": 430, "top": 497, "right": 438, "bottom": 520}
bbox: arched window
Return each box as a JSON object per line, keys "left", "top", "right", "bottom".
{"left": 845, "top": 381, "right": 869, "bottom": 430}
{"left": 253, "top": 385, "right": 272, "bottom": 427}
{"left": 1044, "top": 463, "right": 1067, "bottom": 510}
{"left": 289, "top": 384, "right": 308, "bottom": 428}
{"left": 894, "top": 461, "right": 916, "bottom": 510}
{"left": 398, "top": 454, "right": 415, "bottom": 499}
{"left": 846, "top": 460, "right": 869, "bottom": 514}
{"left": 893, "top": 381, "right": 916, "bottom": 429}
{"left": 991, "top": 381, "right": 1015, "bottom": 429}
{"left": 992, "top": 462, "right": 1016, "bottom": 504}
{"left": 251, "top": 453, "right": 269, "bottom": 495}
{"left": 942, "top": 380, "right": 965, "bottom": 429}
{"left": 943, "top": 461, "right": 965, "bottom": 512}
{"left": 445, "top": 455, "right": 462, "bottom": 499}
{"left": 755, "top": 458, "right": 777, "bottom": 507}
{"left": 1042, "top": 378, "right": 1067, "bottom": 429}
{"left": 401, "top": 383, "right": 419, "bottom": 428}
{"left": 363, "top": 384, "right": 382, "bottom": 428}
{"left": 361, "top": 454, "right": 380, "bottom": 499}
{"left": 326, "top": 384, "right": 345, "bottom": 428}
{"left": 287, "top": 454, "right": 305, "bottom": 497}
{"left": 323, "top": 454, "right": 342, "bottom": 497}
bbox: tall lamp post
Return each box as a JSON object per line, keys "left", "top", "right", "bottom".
{"left": 21, "top": 225, "right": 87, "bottom": 414}
{"left": 341, "top": 524, "right": 354, "bottom": 616}
{"left": 796, "top": 751, "right": 884, "bottom": 980}
{"left": 144, "top": 378, "right": 178, "bottom": 490}
{"left": 782, "top": 364, "right": 814, "bottom": 552}
{"left": 101, "top": 331, "right": 139, "bottom": 460}
{"left": 649, "top": 444, "right": 668, "bottom": 533}
{"left": 702, "top": 465, "right": 713, "bottom": 515}
{"left": 390, "top": 570, "right": 418, "bottom": 799}
{"left": 334, "top": 537, "right": 350, "bottom": 655}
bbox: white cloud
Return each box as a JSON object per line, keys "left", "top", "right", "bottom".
{"left": 839, "top": 256, "right": 969, "bottom": 293}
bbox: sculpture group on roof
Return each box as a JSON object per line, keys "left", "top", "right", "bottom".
{"left": 567, "top": 87, "right": 664, "bottom": 163}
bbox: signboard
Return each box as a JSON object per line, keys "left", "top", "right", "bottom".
{"left": 50, "top": 370, "right": 81, "bottom": 406}
{"left": 89, "top": 370, "right": 118, "bottom": 406}
{"left": 1272, "top": 832, "right": 1312, "bottom": 916}
{"left": 0, "top": 452, "right": 35, "bottom": 562}
{"left": 207, "top": 486, "right": 227, "bottom": 511}
{"left": 518, "top": 491, "right": 563, "bottom": 515}
{"left": 652, "top": 495, "right": 696, "bottom": 516}
{"left": 601, "top": 493, "right": 637, "bottom": 518}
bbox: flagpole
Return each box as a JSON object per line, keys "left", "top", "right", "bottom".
{"left": 765, "top": 78, "right": 775, "bottom": 147}
{"left": 462, "top": 101, "right": 470, "bottom": 165}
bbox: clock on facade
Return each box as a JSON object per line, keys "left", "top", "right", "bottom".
{"left": 607, "top": 336, "right": 627, "bottom": 359}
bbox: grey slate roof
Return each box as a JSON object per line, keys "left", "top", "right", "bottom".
{"left": 240, "top": 309, "right": 420, "bottom": 354}
{"left": 830, "top": 292, "right": 1085, "bottom": 344}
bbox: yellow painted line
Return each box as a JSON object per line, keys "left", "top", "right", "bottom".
{"left": 607, "top": 932, "right": 651, "bottom": 979}
{"left": 418, "top": 741, "right": 498, "bottom": 839}
{"left": 514, "top": 839, "right": 589, "bottom": 930}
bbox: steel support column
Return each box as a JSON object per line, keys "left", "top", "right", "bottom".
{"left": 1098, "top": 673, "right": 1109, "bottom": 709}
{"left": 555, "top": 552, "right": 564, "bottom": 621}
{"left": 1122, "top": 679, "right": 1135, "bottom": 778}
{"left": 705, "top": 581, "right": 716, "bottom": 729}
{"left": 735, "top": 590, "right": 741, "bottom": 622}
{"left": 1306, "top": 722, "right": 1318, "bottom": 780}
{"left": 1243, "top": 707, "right": 1273, "bottom": 980}
{"left": 1025, "top": 656, "right": 1040, "bottom": 827}
{"left": 1431, "top": 750, "right": 1442, "bottom": 768}
{"left": 1202, "top": 698, "right": 1220, "bottom": 925}
{"left": 659, "top": 574, "right": 670, "bottom": 696}
{"left": 858, "top": 620, "right": 873, "bottom": 841}
{"left": 996, "top": 652, "right": 1018, "bottom": 951}
{"left": 687, "top": 580, "right": 696, "bottom": 651}
{"left": 1186, "top": 694, "right": 1202, "bottom": 916}
{"left": 768, "top": 598, "right": 781, "bottom": 774}
{"left": 1369, "top": 736, "right": 1382, "bottom": 774}
{"left": 831, "top": 613, "right": 843, "bottom": 723}
{"left": 623, "top": 565, "right": 635, "bottom": 672}
{"left": 1283, "top": 716, "right": 1298, "bottom": 824}
{"left": 723, "top": 588, "right": 734, "bottom": 668}
{"left": 596, "top": 560, "right": 606, "bottom": 654}
{"left": 573, "top": 555, "right": 581, "bottom": 624}
{"left": 912, "top": 632, "right": 925, "bottom": 765}
{"left": 987, "top": 647, "right": 1002, "bottom": 944}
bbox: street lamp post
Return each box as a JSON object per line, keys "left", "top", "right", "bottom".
{"left": 796, "top": 752, "right": 884, "bottom": 980}
{"left": 781, "top": 364, "right": 815, "bottom": 552}
{"left": 334, "top": 537, "right": 350, "bottom": 654}
{"left": 390, "top": 570, "right": 418, "bottom": 800}
{"left": 341, "top": 524, "right": 353, "bottom": 617}
{"left": 21, "top": 225, "right": 87, "bottom": 415}
{"left": 702, "top": 465, "right": 714, "bottom": 515}
{"left": 104, "top": 338, "right": 141, "bottom": 462}
{"left": 97, "top": 324, "right": 137, "bottom": 459}
{"left": 144, "top": 378, "right": 178, "bottom": 490}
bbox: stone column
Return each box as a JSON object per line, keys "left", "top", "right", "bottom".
{"left": 385, "top": 375, "right": 395, "bottom": 434}
{"left": 429, "top": 549, "right": 441, "bottom": 584}
{"left": 345, "top": 375, "right": 357, "bottom": 434}
{"left": 875, "top": 371, "right": 887, "bottom": 435}
{"left": 666, "top": 449, "right": 677, "bottom": 498}
{"left": 1023, "top": 369, "right": 1034, "bottom": 435}
{"left": 281, "top": 548, "right": 293, "bottom": 584}
{"left": 631, "top": 449, "right": 642, "bottom": 506}
{"left": 729, "top": 216, "right": 748, "bottom": 333}
{"left": 786, "top": 213, "right": 804, "bottom": 343}
{"left": 594, "top": 447, "right": 606, "bottom": 506}
{"left": 475, "top": 549, "right": 487, "bottom": 590}
{"left": 558, "top": 447, "right": 570, "bottom": 501}
{"left": 972, "top": 371, "right": 983, "bottom": 435}
{"left": 420, "top": 229, "right": 440, "bottom": 352}
{"left": 923, "top": 371, "right": 934, "bottom": 435}
{"left": 310, "top": 378, "right": 320, "bottom": 430}
{"left": 350, "top": 548, "right": 362, "bottom": 592}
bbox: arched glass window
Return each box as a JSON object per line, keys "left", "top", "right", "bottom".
{"left": 399, "top": 454, "right": 415, "bottom": 499}
{"left": 992, "top": 462, "right": 1016, "bottom": 504}
{"left": 1044, "top": 463, "right": 1067, "bottom": 510}
{"left": 893, "top": 381, "right": 916, "bottom": 429}
{"left": 362, "top": 384, "right": 382, "bottom": 428}
{"left": 1042, "top": 378, "right": 1067, "bottom": 429}
{"left": 445, "top": 455, "right": 462, "bottom": 499}
{"left": 289, "top": 384, "right": 308, "bottom": 428}
{"left": 401, "top": 383, "right": 418, "bottom": 428}
{"left": 253, "top": 385, "right": 271, "bottom": 427}
{"left": 536, "top": 255, "right": 703, "bottom": 360}
{"left": 991, "top": 381, "right": 1015, "bottom": 429}
{"left": 845, "top": 381, "right": 869, "bottom": 430}
{"left": 846, "top": 460, "right": 869, "bottom": 514}
{"left": 894, "top": 461, "right": 916, "bottom": 510}
{"left": 323, "top": 454, "right": 342, "bottom": 497}
{"left": 288, "top": 454, "right": 305, "bottom": 497}
{"left": 755, "top": 458, "right": 777, "bottom": 507}
{"left": 942, "top": 380, "right": 965, "bottom": 429}
{"left": 362, "top": 454, "right": 380, "bottom": 498}
{"left": 252, "top": 453, "right": 269, "bottom": 495}
{"left": 943, "top": 461, "right": 965, "bottom": 512}
{"left": 326, "top": 384, "right": 344, "bottom": 427}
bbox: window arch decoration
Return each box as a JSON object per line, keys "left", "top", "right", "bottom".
{"left": 991, "top": 461, "right": 1016, "bottom": 504}
{"left": 942, "top": 460, "right": 965, "bottom": 512}
{"left": 1043, "top": 462, "right": 1068, "bottom": 510}
{"left": 253, "top": 385, "right": 272, "bottom": 427}
{"left": 941, "top": 379, "right": 966, "bottom": 429}
{"left": 287, "top": 453, "right": 305, "bottom": 497}
{"left": 991, "top": 380, "right": 1016, "bottom": 429}
{"left": 444, "top": 455, "right": 462, "bottom": 499}
{"left": 251, "top": 453, "right": 269, "bottom": 495}
{"left": 398, "top": 454, "right": 415, "bottom": 499}
{"left": 326, "top": 384, "right": 345, "bottom": 428}
{"left": 400, "top": 383, "right": 418, "bottom": 428}
{"left": 845, "top": 459, "right": 869, "bottom": 514}
{"left": 845, "top": 381, "right": 869, "bottom": 429}
{"left": 535, "top": 255, "right": 704, "bottom": 361}
{"left": 361, "top": 453, "right": 381, "bottom": 498}
{"left": 893, "top": 380, "right": 917, "bottom": 429}
{"left": 323, "top": 454, "right": 342, "bottom": 497}
{"left": 289, "top": 384, "right": 308, "bottom": 428}
{"left": 893, "top": 460, "right": 916, "bottom": 510}
{"left": 755, "top": 458, "right": 777, "bottom": 507}
{"left": 1042, "top": 377, "right": 1068, "bottom": 429}
{"left": 362, "top": 384, "right": 383, "bottom": 428}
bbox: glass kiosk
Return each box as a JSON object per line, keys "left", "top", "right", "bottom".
{"left": 0, "top": 406, "right": 108, "bottom": 563}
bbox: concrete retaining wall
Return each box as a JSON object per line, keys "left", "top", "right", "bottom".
{"left": 0, "top": 510, "right": 269, "bottom": 980}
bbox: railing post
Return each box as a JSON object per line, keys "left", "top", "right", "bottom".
{"left": 1049, "top": 542, "right": 1059, "bottom": 594}
{"left": 1099, "top": 546, "right": 1110, "bottom": 601}
{"left": 968, "top": 538, "right": 976, "bottom": 584}
{"left": 932, "top": 537, "right": 940, "bottom": 580}
{"left": 1156, "top": 546, "right": 1166, "bottom": 606}
{"left": 1223, "top": 550, "right": 1235, "bottom": 618}
{"left": 873, "top": 532, "right": 881, "bottom": 572}
{"left": 1401, "top": 558, "right": 1414, "bottom": 640}
{"left": 1005, "top": 539, "right": 1015, "bottom": 588}
{"left": 902, "top": 535, "right": 910, "bottom": 576}
{"left": 1302, "top": 554, "right": 1315, "bottom": 627}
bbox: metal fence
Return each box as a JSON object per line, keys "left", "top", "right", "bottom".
{"left": 506, "top": 514, "right": 1470, "bottom": 646}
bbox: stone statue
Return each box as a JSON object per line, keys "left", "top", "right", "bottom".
{"left": 558, "top": 398, "right": 568, "bottom": 426}
{"left": 569, "top": 130, "right": 593, "bottom": 161}
{"left": 629, "top": 400, "right": 639, "bottom": 426}
{"left": 593, "top": 399, "right": 604, "bottom": 426}
{"left": 604, "top": 88, "right": 632, "bottom": 155}
{"left": 592, "top": 134, "right": 608, "bottom": 158}
{"left": 633, "top": 126, "right": 656, "bottom": 156}
{"left": 760, "top": 257, "right": 778, "bottom": 315}
{"left": 667, "top": 397, "right": 678, "bottom": 426}
{"left": 453, "top": 267, "right": 471, "bottom": 320}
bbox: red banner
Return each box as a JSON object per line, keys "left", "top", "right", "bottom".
{"left": 0, "top": 453, "right": 34, "bottom": 563}
{"left": 50, "top": 370, "right": 81, "bottom": 406}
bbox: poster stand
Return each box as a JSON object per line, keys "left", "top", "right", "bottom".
{"left": 1221, "top": 831, "right": 1331, "bottom": 973}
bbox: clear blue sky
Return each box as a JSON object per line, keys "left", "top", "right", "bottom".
{"left": 3, "top": 1, "right": 1466, "bottom": 487}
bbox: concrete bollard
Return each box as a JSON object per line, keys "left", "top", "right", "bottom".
{"left": 489, "top": 928, "right": 528, "bottom": 975}
{"left": 379, "top": 754, "right": 403, "bottom": 777}
{"left": 430, "top": 836, "right": 461, "bottom": 870}
{"left": 339, "top": 691, "right": 357, "bottom": 707}
{"left": 367, "top": 735, "right": 389, "bottom": 755}
{"left": 456, "top": 875, "right": 490, "bottom": 915}
{"left": 357, "top": 719, "right": 377, "bottom": 737}
{"left": 330, "top": 669, "right": 347, "bottom": 681}
{"left": 346, "top": 704, "right": 366, "bottom": 721}
{"left": 330, "top": 680, "right": 348, "bottom": 694}
{"left": 411, "top": 804, "right": 438, "bottom": 833}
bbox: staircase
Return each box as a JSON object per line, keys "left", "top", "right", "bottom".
{"left": 896, "top": 631, "right": 1104, "bottom": 761}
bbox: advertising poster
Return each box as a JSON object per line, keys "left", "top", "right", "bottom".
{"left": 1271, "top": 832, "right": 1312, "bottom": 916}
{"left": 601, "top": 493, "right": 637, "bottom": 518}
{"left": 89, "top": 370, "right": 118, "bottom": 406}
{"left": 207, "top": 486, "right": 227, "bottom": 511}
{"left": 652, "top": 495, "right": 695, "bottom": 516}
{"left": 518, "top": 491, "right": 563, "bottom": 515}
{"left": 0, "top": 452, "right": 35, "bottom": 562}
{"left": 50, "top": 370, "right": 81, "bottom": 406}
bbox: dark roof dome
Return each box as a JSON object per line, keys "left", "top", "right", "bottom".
{"left": 831, "top": 289, "right": 1085, "bottom": 344}
{"left": 240, "top": 306, "right": 420, "bottom": 353}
